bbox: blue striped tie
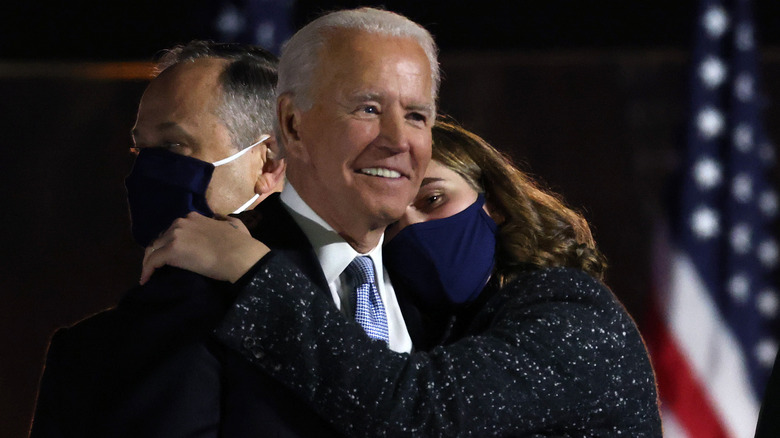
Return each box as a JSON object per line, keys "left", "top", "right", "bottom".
{"left": 346, "top": 256, "right": 389, "bottom": 343}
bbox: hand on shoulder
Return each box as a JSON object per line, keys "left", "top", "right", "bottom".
{"left": 140, "top": 212, "right": 270, "bottom": 285}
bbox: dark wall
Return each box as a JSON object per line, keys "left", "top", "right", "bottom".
{"left": 12, "top": 1, "right": 780, "bottom": 60}
{"left": 0, "top": 74, "right": 147, "bottom": 437}
{"left": 2, "top": 1, "right": 780, "bottom": 60}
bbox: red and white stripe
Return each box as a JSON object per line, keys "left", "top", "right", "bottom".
{"left": 647, "top": 238, "right": 759, "bottom": 437}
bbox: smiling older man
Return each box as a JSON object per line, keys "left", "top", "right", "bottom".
{"left": 147, "top": 7, "right": 439, "bottom": 350}
{"left": 141, "top": 6, "right": 440, "bottom": 436}
{"left": 264, "top": 10, "right": 438, "bottom": 353}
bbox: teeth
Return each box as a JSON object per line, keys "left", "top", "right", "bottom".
{"left": 359, "top": 168, "right": 401, "bottom": 178}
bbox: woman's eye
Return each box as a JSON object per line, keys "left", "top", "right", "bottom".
{"left": 415, "top": 192, "right": 445, "bottom": 212}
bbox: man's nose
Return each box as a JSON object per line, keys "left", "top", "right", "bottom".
{"left": 377, "top": 109, "right": 411, "bottom": 153}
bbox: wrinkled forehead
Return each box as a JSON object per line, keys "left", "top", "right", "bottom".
{"left": 312, "top": 29, "right": 434, "bottom": 100}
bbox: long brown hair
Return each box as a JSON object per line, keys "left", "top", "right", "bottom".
{"left": 432, "top": 118, "right": 607, "bottom": 284}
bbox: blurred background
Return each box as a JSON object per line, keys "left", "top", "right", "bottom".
{"left": 3, "top": 1, "right": 780, "bottom": 436}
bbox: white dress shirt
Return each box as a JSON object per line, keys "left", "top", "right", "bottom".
{"left": 279, "top": 183, "right": 413, "bottom": 353}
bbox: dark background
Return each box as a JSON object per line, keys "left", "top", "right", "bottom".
{"left": 4, "top": 1, "right": 780, "bottom": 436}
{"left": 5, "top": 1, "right": 780, "bottom": 58}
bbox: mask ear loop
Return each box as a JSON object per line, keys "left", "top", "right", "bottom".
{"left": 232, "top": 193, "right": 261, "bottom": 214}
{"left": 212, "top": 134, "right": 271, "bottom": 167}
{"left": 215, "top": 134, "right": 271, "bottom": 214}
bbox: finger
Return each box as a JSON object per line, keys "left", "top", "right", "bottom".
{"left": 140, "top": 244, "right": 160, "bottom": 285}
{"left": 140, "top": 243, "right": 172, "bottom": 285}
{"left": 140, "top": 231, "right": 174, "bottom": 283}
{"left": 142, "top": 214, "right": 187, "bottom": 266}
{"left": 139, "top": 260, "right": 154, "bottom": 285}
{"left": 142, "top": 236, "right": 168, "bottom": 270}
{"left": 143, "top": 241, "right": 156, "bottom": 262}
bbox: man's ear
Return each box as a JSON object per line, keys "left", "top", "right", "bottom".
{"left": 277, "top": 93, "right": 305, "bottom": 159}
{"left": 255, "top": 136, "right": 286, "bottom": 195}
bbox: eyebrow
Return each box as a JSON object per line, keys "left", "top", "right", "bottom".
{"left": 420, "top": 177, "right": 445, "bottom": 187}
{"left": 347, "top": 91, "right": 435, "bottom": 116}
{"left": 346, "top": 91, "right": 382, "bottom": 103}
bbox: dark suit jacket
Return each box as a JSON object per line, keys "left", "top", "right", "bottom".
{"left": 238, "top": 194, "right": 431, "bottom": 348}
{"left": 30, "top": 268, "right": 230, "bottom": 437}
{"left": 30, "top": 194, "right": 341, "bottom": 437}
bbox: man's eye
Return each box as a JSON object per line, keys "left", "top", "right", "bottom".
{"left": 156, "top": 142, "right": 186, "bottom": 154}
{"left": 407, "top": 112, "right": 427, "bottom": 124}
{"left": 129, "top": 142, "right": 184, "bottom": 155}
{"left": 358, "top": 105, "right": 379, "bottom": 115}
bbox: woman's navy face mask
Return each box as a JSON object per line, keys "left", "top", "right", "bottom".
{"left": 384, "top": 193, "right": 497, "bottom": 309}
{"left": 383, "top": 160, "right": 498, "bottom": 308}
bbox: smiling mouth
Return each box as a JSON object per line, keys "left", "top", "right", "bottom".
{"left": 358, "top": 168, "right": 402, "bottom": 178}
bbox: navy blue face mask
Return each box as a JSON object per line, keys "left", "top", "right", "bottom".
{"left": 125, "top": 147, "right": 215, "bottom": 247}
{"left": 383, "top": 193, "right": 498, "bottom": 309}
{"left": 124, "top": 137, "right": 266, "bottom": 247}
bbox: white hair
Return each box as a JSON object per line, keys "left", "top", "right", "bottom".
{"left": 278, "top": 7, "right": 440, "bottom": 112}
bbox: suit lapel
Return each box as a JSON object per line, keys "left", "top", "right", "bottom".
{"left": 234, "top": 193, "right": 330, "bottom": 295}
{"left": 237, "top": 194, "right": 430, "bottom": 350}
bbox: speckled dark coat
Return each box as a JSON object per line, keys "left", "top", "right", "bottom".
{"left": 217, "top": 196, "right": 663, "bottom": 437}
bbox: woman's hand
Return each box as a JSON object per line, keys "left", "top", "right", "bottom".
{"left": 140, "top": 212, "right": 270, "bottom": 285}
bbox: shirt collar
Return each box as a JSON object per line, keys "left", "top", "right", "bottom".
{"left": 280, "top": 183, "right": 386, "bottom": 286}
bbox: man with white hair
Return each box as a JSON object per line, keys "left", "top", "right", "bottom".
{"left": 147, "top": 7, "right": 438, "bottom": 350}
{"left": 142, "top": 6, "right": 439, "bottom": 436}
{"left": 261, "top": 6, "right": 438, "bottom": 352}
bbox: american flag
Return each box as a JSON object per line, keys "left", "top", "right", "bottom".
{"left": 644, "top": 0, "right": 780, "bottom": 436}
{"left": 212, "top": 0, "right": 295, "bottom": 55}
